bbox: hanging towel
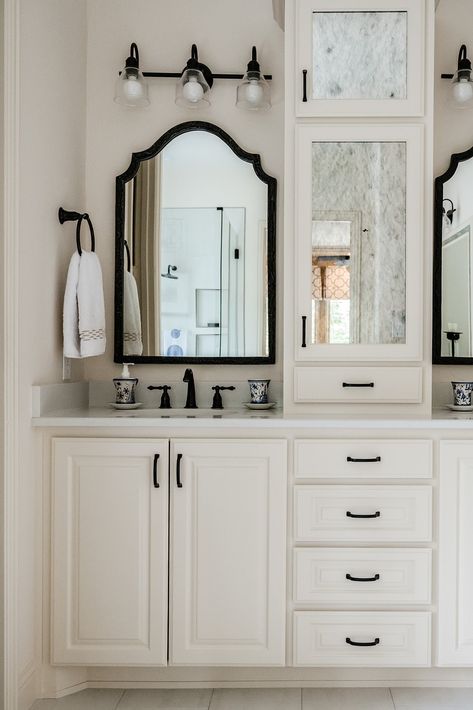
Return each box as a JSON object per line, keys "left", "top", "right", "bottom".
{"left": 123, "top": 270, "right": 143, "bottom": 356}
{"left": 63, "top": 250, "right": 106, "bottom": 358}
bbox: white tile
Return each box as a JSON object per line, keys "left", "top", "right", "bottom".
{"left": 303, "top": 688, "right": 393, "bottom": 710}
{"left": 210, "top": 689, "right": 301, "bottom": 710}
{"left": 117, "top": 689, "right": 212, "bottom": 710}
{"left": 30, "top": 689, "right": 124, "bottom": 710}
{"left": 391, "top": 688, "right": 473, "bottom": 710}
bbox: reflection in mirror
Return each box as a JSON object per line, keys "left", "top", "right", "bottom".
{"left": 116, "top": 125, "right": 276, "bottom": 363}
{"left": 312, "top": 11, "right": 407, "bottom": 100}
{"left": 311, "top": 141, "right": 407, "bottom": 345}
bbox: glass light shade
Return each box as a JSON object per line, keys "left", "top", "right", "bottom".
{"left": 443, "top": 212, "right": 452, "bottom": 232}
{"left": 175, "top": 68, "right": 211, "bottom": 109}
{"left": 114, "top": 66, "right": 150, "bottom": 108}
{"left": 236, "top": 71, "right": 271, "bottom": 111}
{"left": 449, "top": 70, "right": 473, "bottom": 109}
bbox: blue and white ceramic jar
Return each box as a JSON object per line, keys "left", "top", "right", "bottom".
{"left": 248, "top": 379, "right": 271, "bottom": 404}
{"left": 451, "top": 381, "right": 473, "bottom": 407}
{"left": 113, "top": 363, "right": 138, "bottom": 404}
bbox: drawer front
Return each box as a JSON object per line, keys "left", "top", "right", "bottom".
{"left": 294, "top": 367, "right": 422, "bottom": 403}
{"left": 294, "top": 485, "right": 432, "bottom": 542}
{"left": 294, "top": 548, "right": 432, "bottom": 606}
{"left": 295, "top": 440, "right": 432, "bottom": 480}
{"left": 293, "top": 611, "right": 431, "bottom": 667}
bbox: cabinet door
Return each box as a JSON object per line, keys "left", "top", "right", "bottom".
{"left": 170, "top": 439, "right": 287, "bottom": 665}
{"left": 295, "top": 0, "right": 424, "bottom": 117}
{"left": 438, "top": 441, "right": 473, "bottom": 666}
{"left": 52, "top": 438, "right": 168, "bottom": 665}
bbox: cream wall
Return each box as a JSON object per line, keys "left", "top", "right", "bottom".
{"left": 83, "top": 0, "right": 284, "bottom": 387}
{"left": 433, "top": 0, "right": 473, "bottom": 398}
{"left": 17, "top": 0, "right": 86, "bottom": 704}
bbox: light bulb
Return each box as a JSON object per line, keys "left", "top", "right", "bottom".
{"left": 123, "top": 75, "right": 145, "bottom": 101}
{"left": 182, "top": 76, "right": 204, "bottom": 103}
{"left": 244, "top": 79, "right": 264, "bottom": 105}
{"left": 453, "top": 78, "right": 473, "bottom": 104}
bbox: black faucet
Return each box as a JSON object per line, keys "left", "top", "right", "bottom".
{"left": 211, "top": 385, "right": 236, "bottom": 409}
{"left": 183, "top": 368, "right": 198, "bottom": 408}
{"left": 147, "top": 385, "right": 172, "bottom": 409}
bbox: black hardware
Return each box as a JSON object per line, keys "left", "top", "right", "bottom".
{"left": 58, "top": 207, "right": 95, "bottom": 256}
{"left": 234, "top": 248, "right": 240, "bottom": 260}
{"left": 301, "top": 316, "right": 307, "bottom": 348}
{"left": 347, "top": 456, "right": 381, "bottom": 463}
{"left": 153, "top": 453, "right": 160, "bottom": 488}
{"left": 176, "top": 453, "right": 183, "bottom": 488}
{"left": 346, "top": 511, "right": 381, "bottom": 519}
{"left": 183, "top": 368, "right": 198, "bottom": 408}
{"left": 148, "top": 385, "right": 172, "bottom": 409}
{"left": 302, "top": 69, "right": 308, "bottom": 102}
{"left": 346, "top": 573, "right": 380, "bottom": 583}
{"left": 124, "top": 240, "right": 131, "bottom": 272}
{"left": 346, "top": 637, "right": 380, "bottom": 647}
{"left": 211, "top": 385, "right": 236, "bottom": 409}
{"left": 442, "top": 198, "right": 456, "bottom": 224}
{"left": 114, "top": 121, "right": 277, "bottom": 366}
{"left": 441, "top": 44, "right": 471, "bottom": 81}
{"left": 342, "top": 382, "right": 375, "bottom": 388}
{"left": 444, "top": 330, "right": 462, "bottom": 358}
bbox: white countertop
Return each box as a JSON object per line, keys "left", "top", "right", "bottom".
{"left": 31, "top": 406, "right": 473, "bottom": 429}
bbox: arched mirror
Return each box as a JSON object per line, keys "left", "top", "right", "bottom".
{"left": 114, "top": 121, "right": 276, "bottom": 364}
{"left": 433, "top": 144, "right": 473, "bottom": 364}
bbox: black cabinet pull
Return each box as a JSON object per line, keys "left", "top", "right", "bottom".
{"left": 346, "top": 637, "right": 380, "bottom": 647}
{"left": 346, "top": 573, "right": 380, "bottom": 583}
{"left": 302, "top": 69, "right": 308, "bottom": 102}
{"left": 176, "top": 453, "right": 183, "bottom": 488}
{"left": 346, "top": 511, "right": 380, "bottom": 519}
{"left": 347, "top": 456, "right": 381, "bottom": 463}
{"left": 302, "top": 316, "right": 307, "bottom": 348}
{"left": 342, "top": 382, "right": 375, "bottom": 388}
{"left": 153, "top": 453, "right": 160, "bottom": 488}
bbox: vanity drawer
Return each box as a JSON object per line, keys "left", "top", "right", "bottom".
{"left": 294, "top": 485, "right": 432, "bottom": 543}
{"left": 294, "top": 439, "right": 432, "bottom": 479}
{"left": 294, "top": 367, "right": 422, "bottom": 403}
{"left": 293, "top": 548, "right": 432, "bottom": 606}
{"left": 293, "top": 611, "right": 431, "bottom": 667}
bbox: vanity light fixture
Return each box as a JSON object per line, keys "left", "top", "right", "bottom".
{"left": 115, "top": 43, "right": 272, "bottom": 111}
{"left": 441, "top": 45, "right": 473, "bottom": 109}
{"left": 442, "top": 198, "right": 456, "bottom": 226}
{"left": 114, "top": 43, "right": 150, "bottom": 108}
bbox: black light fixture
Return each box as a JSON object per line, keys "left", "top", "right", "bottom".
{"left": 441, "top": 45, "right": 473, "bottom": 109}
{"left": 114, "top": 43, "right": 150, "bottom": 108}
{"left": 115, "top": 42, "right": 272, "bottom": 111}
{"left": 442, "top": 198, "right": 456, "bottom": 227}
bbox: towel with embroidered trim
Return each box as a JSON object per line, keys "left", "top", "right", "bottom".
{"left": 63, "top": 250, "right": 106, "bottom": 358}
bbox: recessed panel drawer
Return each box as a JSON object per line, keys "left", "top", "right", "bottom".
{"left": 294, "top": 367, "right": 422, "bottom": 403}
{"left": 293, "top": 611, "right": 431, "bottom": 667}
{"left": 294, "top": 440, "right": 432, "bottom": 479}
{"left": 293, "top": 548, "right": 432, "bottom": 606}
{"left": 294, "top": 485, "right": 432, "bottom": 543}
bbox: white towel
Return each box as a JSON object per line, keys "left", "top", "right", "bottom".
{"left": 123, "top": 270, "right": 143, "bottom": 356}
{"left": 63, "top": 250, "right": 106, "bottom": 358}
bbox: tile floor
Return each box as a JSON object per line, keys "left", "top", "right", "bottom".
{"left": 29, "top": 687, "right": 473, "bottom": 710}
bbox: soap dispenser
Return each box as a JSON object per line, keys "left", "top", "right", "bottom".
{"left": 113, "top": 363, "right": 139, "bottom": 404}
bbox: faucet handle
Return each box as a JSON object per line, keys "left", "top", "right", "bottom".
{"left": 211, "top": 385, "right": 236, "bottom": 410}
{"left": 148, "top": 385, "right": 172, "bottom": 409}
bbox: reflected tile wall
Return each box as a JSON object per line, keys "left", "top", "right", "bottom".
{"left": 312, "top": 11, "right": 407, "bottom": 100}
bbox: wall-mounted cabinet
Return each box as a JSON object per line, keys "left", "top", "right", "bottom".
{"left": 295, "top": 0, "right": 425, "bottom": 117}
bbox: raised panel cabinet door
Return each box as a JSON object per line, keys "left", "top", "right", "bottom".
{"left": 438, "top": 441, "right": 473, "bottom": 666}
{"left": 169, "top": 439, "right": 287, "bottom": 666}
{"left": 51, "top": 438, "right": 169, "bottom": 665}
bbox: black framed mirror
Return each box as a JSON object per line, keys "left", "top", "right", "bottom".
{"left": 114, "top": 121, "right": 276, "bottom": 364}
{"left": 433, "top": 144, "right": 473, "bottom": 364}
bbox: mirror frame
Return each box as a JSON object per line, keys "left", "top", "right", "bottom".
{"left": 433, "top": 144, "right": 473, "bottom": 365}
{"left": 114, "top": 121, "right": 277, "bottom": 364}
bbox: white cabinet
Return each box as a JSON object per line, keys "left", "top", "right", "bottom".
{"left": 169, "top": 439, "right": 287, "bottom": 666}
{"left": 438, "top": 441, "right": 473, "bottom": 666}
{"left": 51, "top": 438, "right": 169, "bottom": 666}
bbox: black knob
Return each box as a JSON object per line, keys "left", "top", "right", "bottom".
{"left": 211, "top": 385, "right": 236, "bottom": 409}
{"left": 148, "top": 385, "right": 172, "bottom": 409}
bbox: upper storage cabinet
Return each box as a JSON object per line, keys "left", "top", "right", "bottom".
{"left": 295, "top": 123, "right": 424, "bottom": 362}
{"left": 295, "top": 0, "right": 425, "bottom": 117}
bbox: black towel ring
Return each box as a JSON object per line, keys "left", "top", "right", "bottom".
{"left": 75, "top": 214, "right": 95, "bottom": 256}
{"left": 124, "top": 239, "right": 131, "bottom": 272}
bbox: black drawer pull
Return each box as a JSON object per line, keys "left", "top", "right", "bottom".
{"left": 301, "top": 316, "right": 307, "bottom": 348}
{"left": 342, "top": 382, "right": 375, "bottom": 388}
{"left": 302, "top": 69, "right": 308, "bottom": 102}
{"left": 153, "top": 453, "right": 160, "bottom": 488}
{"left": 176, "top": 453, "right": 183, "bottom": 488}
{"left": 346, "top": 573, "right": 380, "bottom": 583}
{"left": 347, "top": 456, "right": 381, "bottom": 463}
{"left": 346, "top": 637, "right": 380, "bottom": 647}
{"left": 346, "top": 511, "right": 380, "bottom": 519}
